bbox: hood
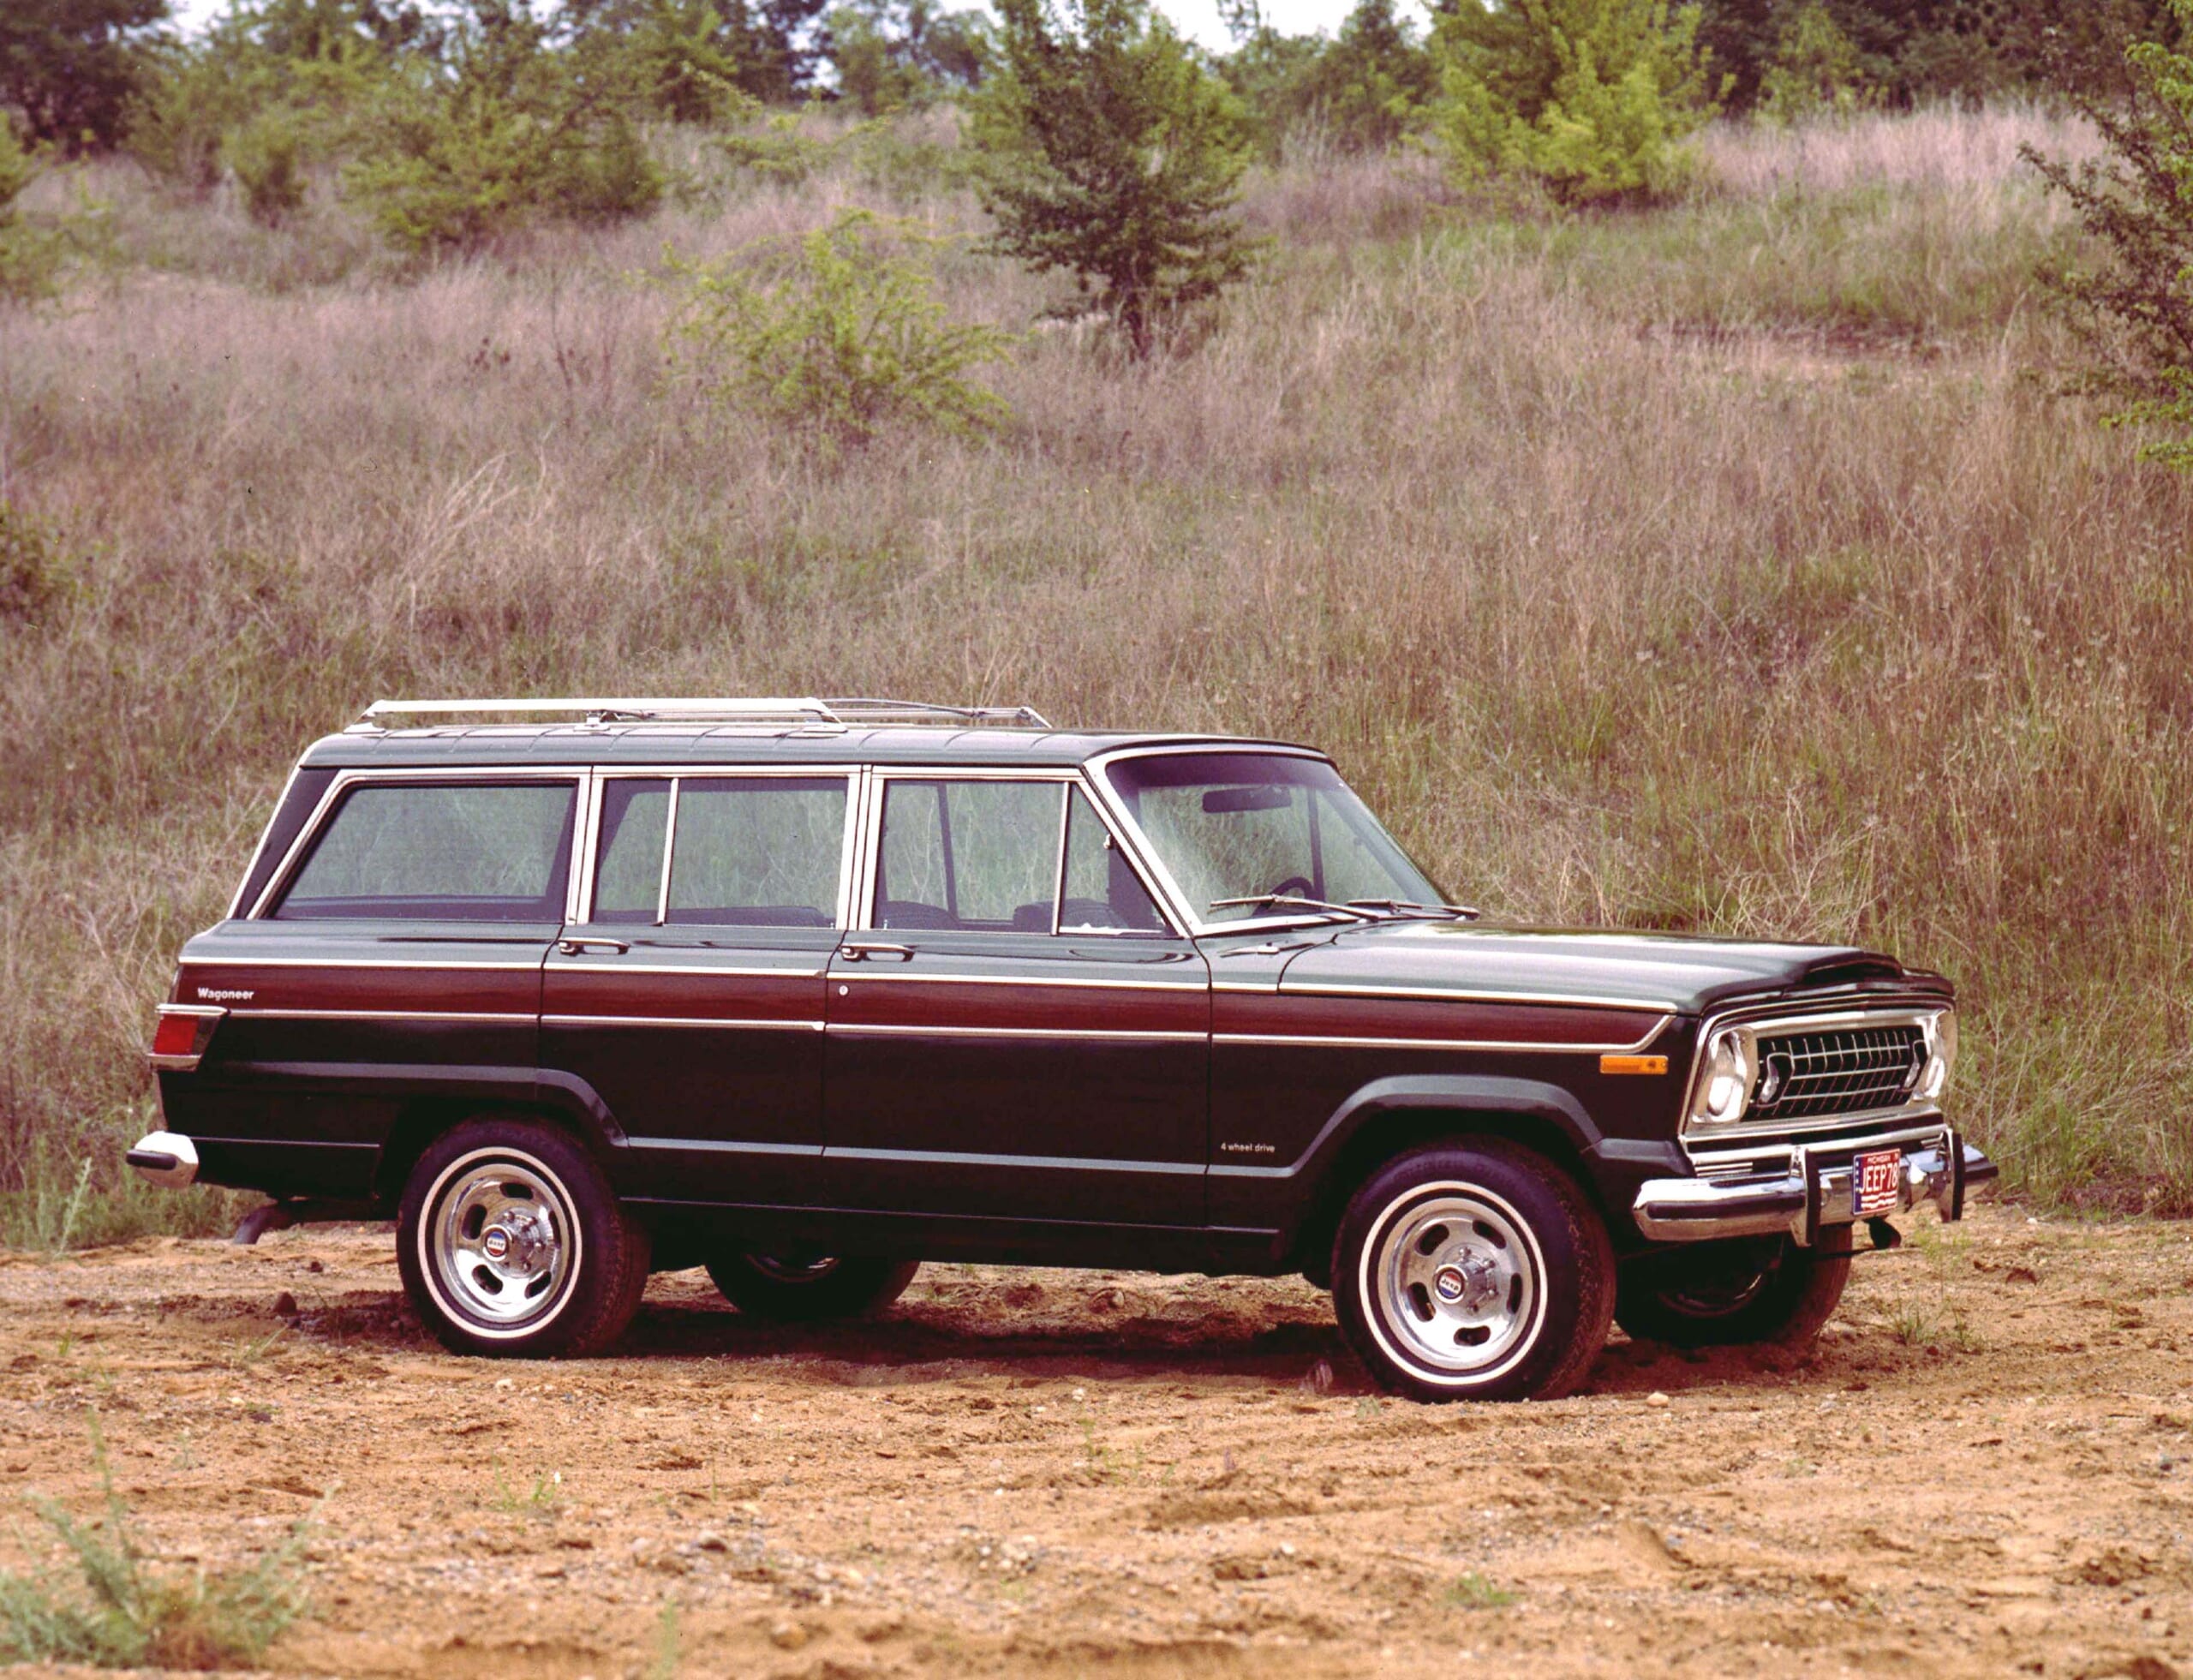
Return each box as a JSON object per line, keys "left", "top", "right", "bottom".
{"left": 1270, "top": 921, "right": 1948, "bottom": 1016}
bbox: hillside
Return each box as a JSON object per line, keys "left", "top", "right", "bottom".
{"left": 2, "top": 102, "right": 2188, "bottom": 1242}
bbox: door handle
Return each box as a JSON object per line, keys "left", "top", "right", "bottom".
{"left": 557, "top": 936, "right": 630, "bottom": 955}
{"left": 840, "top": 941, "right": 915, "bottom": 962}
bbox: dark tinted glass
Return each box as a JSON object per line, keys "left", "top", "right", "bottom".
{"left": 273, "top": 782, "right": 577, "bottom": 922}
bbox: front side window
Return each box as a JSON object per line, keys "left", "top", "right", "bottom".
{"left": 1101, "top": 752, "right": 1440, "bottom": 925}
{"left": 273, "top": 781, "right": 577, "bottom": 921}
{"left": 590, "top": 775, "right": 847, "bottom": 928}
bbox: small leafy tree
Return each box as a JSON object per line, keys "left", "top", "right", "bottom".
{"left": 0, "top": 124, "right": 66, "bottom": 304}
{"left": 1756, "top": 1, "right": 1867, "bottom": 121}
{"left": 1431, "top": 0, "right": 1719, "bottom": 206}
{"left": 2029, "top": 0, "right": 2193, "bottom": 468}
{"left": 971, "top": 0, "right": 1256, "bottom": 356}
{"left": 828, "top": 0, "right": 989, "bottom": 115}
{"left": 665, "top": 208, "right": 1012, "bottom": 450}
{"left": 0, "top": 0, "right": 170, "bottom": 153}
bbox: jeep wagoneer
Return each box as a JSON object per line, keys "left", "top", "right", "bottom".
{"left": 130, "top": 697, "right": 1994, "bottom": 1401}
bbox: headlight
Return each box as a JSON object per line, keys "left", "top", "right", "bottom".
{"left": 1689, "top": 1029, "right": 1752, "bottom": 1127}
{"left": 1917, "top": 1010, "right": 1957, "bottom": 1101}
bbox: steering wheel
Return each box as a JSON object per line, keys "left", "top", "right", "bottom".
{"left": 1266, "top": 875, "right": 1315, "bottom": 900}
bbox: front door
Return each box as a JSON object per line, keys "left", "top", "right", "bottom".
{"left": 541, "top": 771, "right": 855, "bottom": 1205}
{"left": 822, "top": 776, "right": 1210, "bottom": 1224}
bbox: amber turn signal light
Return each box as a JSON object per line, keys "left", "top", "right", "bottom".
{"left": 1599, "top": 1054, "right": 1669, "bottom": 1076}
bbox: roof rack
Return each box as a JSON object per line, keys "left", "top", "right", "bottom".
{"left": 347, "top": 697, "right": 1054, "bottom": 732}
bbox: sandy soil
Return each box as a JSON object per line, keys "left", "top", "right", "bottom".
{"left": 1, "top": 1199, "right": 2188, "bottom": 1678}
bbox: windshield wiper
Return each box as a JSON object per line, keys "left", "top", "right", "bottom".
{"left": 1345, "top": 898, "right": 1482, "bottom": 922}
{"left": 1210, "top": 894, "right": 1378, "bottom": 922}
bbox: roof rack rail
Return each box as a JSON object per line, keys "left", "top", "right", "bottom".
{"left": 347, "top": 697, "right": 1054, "bottom": 732}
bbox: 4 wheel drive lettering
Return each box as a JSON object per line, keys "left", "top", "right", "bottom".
{"left": 134, "top": 697, "right": 1996, "bottom": 1401}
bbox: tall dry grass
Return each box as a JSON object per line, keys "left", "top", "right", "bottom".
{"left": 1, "top": 105, "right": 2187, "bottom": 1242}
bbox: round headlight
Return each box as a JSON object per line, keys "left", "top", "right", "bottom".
{"left": 1917, "top": 1010, "right": 1957, "bottom": 1101}
{"left": 1694, "top": 1030, "right": 1752, "bottom": 1126}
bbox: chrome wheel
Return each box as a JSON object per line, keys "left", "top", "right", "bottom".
{"left": 422, "top": 1150, "right": 580, "bottom": 1334}
{"left": 1362, "top": 1184, "right": 1545, "bottom": 1382}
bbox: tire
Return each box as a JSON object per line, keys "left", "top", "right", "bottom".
{"left": 1331, "top": 1139, "right": 1615, "bottom": 1403}
{"left": 706, "top": 1252, "right": 920, "bottom": 1323}
{"left": 397, "top": 1117, "right": 650, "bottom": 1358}
{"left": 1615, "top": 1227, "right": 1854, "bottom": 1349}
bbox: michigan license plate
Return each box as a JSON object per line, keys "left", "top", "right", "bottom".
{"left": 1853, "top": 1149, "right": 1903, "bottom": 1217}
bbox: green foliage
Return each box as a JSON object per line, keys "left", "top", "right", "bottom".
{"left": 714, "top": 109, "right": 833, "bottom": 184}
{"left": 1756, "top": 2, "right": 1867, "bottom": 121}
{"left": 827, "top": 0, "right": 989, "bottom": 116}
{"left": 224, "top": 109, "right": 308, "bottom": 224}
{"left": 0, "top": 135, "right": 66, "bottom": 306}
{"left": 1431, "top": 0, "right": 1719, "bottom": 206}
{"left": 566, "top": 0, "right": 832, "bottom": 105}
{"left": 665, "top": 208, "right": 1011, "bottom": 450}
{"left": 0, "top": 1415, "right": 315, "bottom": 1667}
{"left": 0, "top": 0, "right": 170, "bottom": 153}
{"left": 1220, "top": 0, "right": 1437, "bottom": 157}
{"left": 2029, "top": 0, "right": 2193, "bottom": 469}
{"left": 971, "top": 0, "right": 1257, "bottom": 356}
{"left": 343, "top": 4, "right": 664, "bottom": 255}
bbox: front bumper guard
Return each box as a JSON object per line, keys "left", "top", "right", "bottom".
{"left": 1633, "top": 1127, "right": 1997, "bottom": 1247}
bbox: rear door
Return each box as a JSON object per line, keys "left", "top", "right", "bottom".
{"left": 540, "top": 768, "right": 856, "bottom": 1205}
{"left": 172, "top": 774, "right": 583, "bottom": 1194}
{"left": 822, "top": 773, "right": 1210, "bottom": 1224}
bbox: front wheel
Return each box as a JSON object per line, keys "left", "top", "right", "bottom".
{"left": 1615, "top": 1229, "right": 1854, "bottom": 1349}
{"left": 1332, "top": 1139, "right": 1615, "bottom": 1402}
{"left": 397, "top": 1118, "right": 650, "bottom": 1358}
{"left": 706, "top": 1252, "right": 920, "bottom": 1323}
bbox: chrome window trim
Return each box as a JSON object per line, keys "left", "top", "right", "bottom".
{"left": 1084, "top": 743, "right": 1423, "bottom": 939}
{"left": 1680, "top": 1001, "right": 1955, "bottom": 1148}
{"left": 224, "top": 759, "right": 308, "bottom": 921}
{"left": 246, "top": 767, "right": 591, "bottom": 923}
{"left": 575, "top": 765, "right": 861, "bottom": 931}
{"left": 852, "top": 767, "right": 1186, "bottom": 941}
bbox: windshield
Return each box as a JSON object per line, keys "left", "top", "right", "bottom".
{"left": 1101, "top": 752, "right": 1443, "bottom": 925}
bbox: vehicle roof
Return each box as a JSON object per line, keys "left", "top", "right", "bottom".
{"left": 297, "top": 726, "right": 1326, "bottom": 772}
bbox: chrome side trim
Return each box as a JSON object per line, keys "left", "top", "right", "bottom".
{"left": 229, "top": 1008, "right": 534, "bottom": 1025}
{"left": 827, "top": 1023, "right": 1206, "bottom": 1043}
{"left": 185, "top": 958, "right": 548, "bottom": 972}
{"left": 549, "top": 961, "right": 828, "bottom": 979}
{"left": 1215, "top": 1013, "right": 1672, "bottom": 1057}
{"left": 830, "top": 972, "right": 1204, "bottom": 993}
{"left": 1278, "top": 980, "right": 1682, "bottom": 1013}
{"left": 544, "top": 1013, "right": 826, "bottom": 1032}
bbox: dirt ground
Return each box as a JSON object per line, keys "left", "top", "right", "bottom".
{"left": 1, "top": 1199, "right": 2188, "bottom": 1679}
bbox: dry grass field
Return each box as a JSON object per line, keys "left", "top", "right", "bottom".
{"left": 1, "top": 100, "right": 2190, "bottom": 1247}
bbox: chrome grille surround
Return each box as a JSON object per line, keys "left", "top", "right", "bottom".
{"left": 1679, "top": 1004, "right": 1953, "bottom": 1157}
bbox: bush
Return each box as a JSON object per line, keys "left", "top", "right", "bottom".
{"left": 664, "top": 207, "right": 1011, "bottom": 450}
{"left": 1756, "top": 1, "right": 1869, "bottom": 122}
{"left": 1432, "top": 0, "right": 1720, "bottom": 206}
{"left": 1221, "top": 0, "right": 1437, "bottom": 158}
{"left": 2029, "top": 0, "right": 2193, "bottom": 468}
{"left": 224, "top": 109, "right": 308, "bottom": 225}
{"left": 0, "top": 1416, "right": 315, "bottom": 1667}
{"left": 971, "top": 0, "right": 1257, "bottom": 356}
{"left": 343, "top": 8, "right": 664, "bottom": 255}
{"left": 0, "top": 501, "right": 68, "bottom": 621}
{"left": 0, "top": 129, "right": 66, "bottom": 305}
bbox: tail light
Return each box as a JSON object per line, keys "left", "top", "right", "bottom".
{"left": 149, "top": 1005, "right": 225, "bottom": 1072}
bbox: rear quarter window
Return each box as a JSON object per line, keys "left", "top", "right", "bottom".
{"left": 271, "top": 781, "right": 577, "bottom": 922}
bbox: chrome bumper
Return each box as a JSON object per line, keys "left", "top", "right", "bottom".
{"left": 126, "top": 1131, "right": 200, "bottom": 1189}
{"left": 1632, "top": 1127, "right": 1996, "bottom": 1247}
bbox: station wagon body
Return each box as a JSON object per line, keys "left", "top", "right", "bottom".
{"left": 133, "top": 698, "right": 1995, "bottom": 1400}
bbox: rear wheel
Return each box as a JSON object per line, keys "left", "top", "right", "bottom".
{"left": 1615, "top": 1228, "right": 1853, "bottom": 1349}
{"left": 706, "top": 1252, "right": 919, "bottom": 1323}
{"left": 397, "top": 1117, "right": 650, "bottom": 1358}
{"left": 1332, "top": 1139, "right": 1615, "bottom": 1402}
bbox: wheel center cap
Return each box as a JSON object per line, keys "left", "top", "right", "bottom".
{"left": 481, "top": 1226, "right": 511, "bottom": 1262}
{"left": 1433, "top": 1264, "right": 1468, "bottom": 1303}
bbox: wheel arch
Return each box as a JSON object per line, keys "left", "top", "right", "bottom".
{"left": 372, "top": 1070, "right": 627, "bottom": 1207}
{"left": 1282, "top": 1075, "right": 1610, "bottom": 1287}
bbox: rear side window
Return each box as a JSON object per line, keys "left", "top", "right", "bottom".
{"left": 272, "top": 782, "right": 577, "bottom": 922}
{"left": 589, "top": 775, "right": 848, "bottom": 928}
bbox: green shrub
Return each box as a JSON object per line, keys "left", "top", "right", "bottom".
{"left": 971, "top": 0, "right": 1257, "bottom": 356}
{"left": 1221, "top": 0, "right": 1437, "bottom": 158}
{"left": 665, "top": 207, "right": 1011, "bottom": 449}
{"left": 2029, "top": 0, "right": 2193, "bottom": 468}
{"left": 1756, "top": 2, "right": 1868, "bottom": 122}
{"left": 0, "top": 1416, "right": 316, "bottom": 1667}
{"left": 225, "top": 110, "right": 309, "bottom": 226}
{"left": 344, "top": 10, "right": 665, "bottom": 256}
{"left": 714, "top": 109, "right": 834, "bottom": 186}
{"left": 1431, "top": 0, "right": 1720, "bottom": 206}
{"left": 0, "top": 125, "right": 62, "bottom": 305}
{"left": 0, "top": 500, "right": 68, "bottom": 621}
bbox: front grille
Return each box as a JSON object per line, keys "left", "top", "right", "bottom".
{"left": 1748, "top": 1024, "right": 1925, "bottom": 1121}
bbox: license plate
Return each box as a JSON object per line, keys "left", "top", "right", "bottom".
{"left": 1853, "top": 1149, "right": 1903, "bottom": 1217}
